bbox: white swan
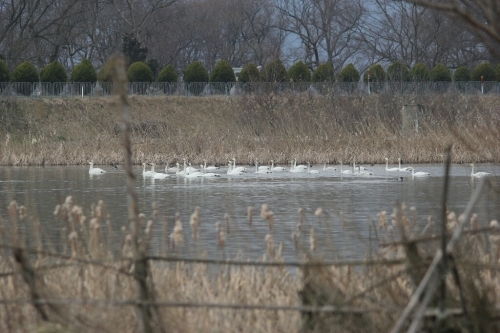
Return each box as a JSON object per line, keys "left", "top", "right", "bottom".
{"left": 201, "top": 164, "right": 221, "bottom": 177}
{"left": 142, "top": 162, "right": 153, "bottom": 177}
{"left": 398, "top": 158, "right": 410, "bottom": 171}
{"left": 255, "top": 160, "right": 272, "bottom": 174}
{"left": 150, "top": 163, "right": 169, "bottom": 179}
{"left": 175, "top": 162, "right": 186, "bottom": 176}
{"left": 323, "top": 162, "right": 337, "bottom": 172}
{"left": 232, "top": 158, "right": 247, "bottom": 172}
{"left": 183, "top": 159, "right": 198, "bottom": 173}
{"left": 165, "top": 161, "right": 179, "bottom": 173}
{"left": 227, "top": 162, "right": 244, "bottom": 175}
{"left": 204, "top": 159, "right": 220, "bottom": 171}
{"left": 356, "top": 165, "right": 373, "bottom": 176}
{"left": 290, "top": 161, "right": 306, "bottom": 173}
{"left": 187, "top": 163, "right": 202, "bottom": 176}
{"left": 385, "top": 158, "right": 399, "bottom": 172}
{"left": 340, "top": 161, "right": 353, "bottom": 174}
{"left": 293, "top": 158, "right": 308, "bottom": 170}
{"left": 271, "top": 160, "right": 287, "bottom": 172}
{"left": 184, "top": 170, "right": 202, "bottom": 179}
{"left": 470, "top": 163, "right": 491, "bottom": 178}
{"left": 255, "top": 158, "right": 271, "bottom": 171}
{"left": 184, "top": 171, "right": 201, "bottom": 179}
{"left": 89, "top": 160, "right": 106, "bottom": 175}
{"left": 407, "top": 167, "right": 430, "bottom": 178}
{"left": 307, "top": 163, "right": 319, "bottom": 174}
{"left": 181, "top": 163, "right": 202, "bottom": 179}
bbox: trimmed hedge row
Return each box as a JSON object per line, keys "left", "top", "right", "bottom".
{"left": 1, "top": 59, "right": 499, "bottom": 84}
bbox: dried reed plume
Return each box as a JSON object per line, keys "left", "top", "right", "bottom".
{"left": 309, "top": 227, "right": 317, "bottom": 252}
{"left": 261, "top": 204, "right": 274, "bottom": 230}
{"left": 215, "top": 221, "right": 225, "bottom": 249}
{"left": 378, "top": 210, "right": 387, "bottom": 230}
{"left": 265, "top": 234, "right": 275, "bottom": 258}
{"left": 224, "top": 213, "right": 230, "bottom": 234}
{"left": 190, "top": 207, "right": 200, "bottom": 241}
{"left": 314, "top": 207, "right": 323, "bottom": 225}
{"left": 247, "top": 206, "right": 253, "bottom": 226}
{"left": 170, "top": 213, "right": 184, "bottom": 248}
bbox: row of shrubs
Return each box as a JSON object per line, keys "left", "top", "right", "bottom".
{"left": 1, "top": 58, "right": 499, "bottom": 85}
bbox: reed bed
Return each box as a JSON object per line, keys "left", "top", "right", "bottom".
{"left": 0, "top": 191, "right": 499, "bottom": 332}
{"left": 0, "top": 93, "right": 499, "bottom": 166}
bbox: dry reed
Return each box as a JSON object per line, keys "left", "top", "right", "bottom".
{"left": 0, "top": 94, "right": 499, "bottom": 166}
{"left": 0, "top": 195, "right": 498, "bottom": 332}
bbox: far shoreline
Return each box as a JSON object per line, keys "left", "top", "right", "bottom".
{"left": 0, "top": 94, "right": 498, "bottom": 166}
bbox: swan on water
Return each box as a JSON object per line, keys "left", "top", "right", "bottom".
{"left": 183, "top": 159, "right": 198, "bottom": 173}
{"left": 232, "top": 158, "right": 247, "bottom": 172}
{"left": 385, "top": 158, "right": 400, "bottom": 172}
{"left": 178, "top": 162, "right": 202, "bottom": 179}
{"left": 293, "top": 158, "right": 308, "bottom": 170}
{"left": 353, "top": 159, "right": 368, "bottom": 171}
{"left": 165, "top": 161, "right": 179, "bottom": 173}
{"left": 175, "top": 163, "right": 186, "bottom": 176}
{"left": 89, "top": 160, "right": 106, "bottom": 175}
{"left": 187, "top": 163, "right": 203, "bottom": 177}
{"left": 356, "top": 165, "right": 373, "bottom": 176}
{"left": 398, "top": 158, "right": 410, "bottom": 171}
{"left": 184, "top": 169, "right": 202, "bottom": 179}
{"left": 142, "top": 162, "right": 153, "bottom": 177}
{"left": 271, "top": 160, "right": 287, "bottom": 172}
{"left": 340, "top": 160, "right": 353, "bottom": 174}
{"left": 307, "top": 163, "right": 319, "bottom": 174}
{"left": 201, "top": 164, "right": 221, "bottom": 177}
{"left": 227, "top": 162, "right": 244, "bottom": 175}
{"left": 255, "top": 160, "right": 272, "bottom": 174}
{"left": 181, "top": 163, "right": 202, "bottom": 179}
{"left": 290, "top": 161, "right": 306, "bottom": 173}
{"left": 255, "top": 158, "right": 271, "bottom": 171}
{"left": 203, "top": 159, "right": 220, "bottom": 171}
{"left": 150, "top": 163, "right": 169, "bottom": 179}
{"left": 323, "top": 163, "right": 338, "bottom": 172}
{"left": 470, "top": 163, "right": 491, "bottom": 178}
{"left": 407, "top": 167, "right": 430, "bottom": 178}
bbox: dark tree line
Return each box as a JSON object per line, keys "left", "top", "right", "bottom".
{"left": 0, "top": 0, "right": 497, "bottom": 76}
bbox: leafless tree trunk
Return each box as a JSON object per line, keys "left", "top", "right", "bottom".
{"left": 360, "top": 0, "right": 487, "bottom": 69}
{"left": 275, "top": 0, "right": 365, "bottom": 72}
{"left": 401, "top": 0, "right": 500, "bottom": 58}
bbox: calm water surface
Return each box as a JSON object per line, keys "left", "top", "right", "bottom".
{"left": 0, "top": 163, "right": 499, "bottom": 261}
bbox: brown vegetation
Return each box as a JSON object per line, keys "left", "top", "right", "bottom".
{"left": 0, "top": 93, "right": 499, "bottom": 167}
{"left": 1, "top": 193, "right": 499, "bottom": 332}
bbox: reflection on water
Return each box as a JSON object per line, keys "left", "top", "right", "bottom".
{"left": 0, "top": 163, "right": 498, "bottom": 261}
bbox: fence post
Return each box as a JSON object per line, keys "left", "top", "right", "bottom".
{"left": 401, "top": 104, "right": 424, "bottom": 135}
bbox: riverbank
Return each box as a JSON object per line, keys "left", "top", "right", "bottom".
{"left": 0, "top": 94, "right": 498, "bottom": 166}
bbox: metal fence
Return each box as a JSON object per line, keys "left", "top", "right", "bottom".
{"left": 0, "top": 81, "right": 499, "bottom": 98}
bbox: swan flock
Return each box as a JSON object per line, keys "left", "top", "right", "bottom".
{"left": 87, "top": 158, "right": 493, "bottom": 180}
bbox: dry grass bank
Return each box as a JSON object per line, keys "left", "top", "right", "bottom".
{"left": 1, "top": 197, "right": 500, "bottom": 333}
{"left": 0, "top": 93, "right": 499, "bottom": 166}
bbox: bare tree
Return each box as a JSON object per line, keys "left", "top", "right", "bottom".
{"left": 0, "top": 0, "right": 82, "bottom": 68}
{"left": 146, "top": 0, "right": 284, "bottom": 73}
{"left": 360, "top": 0, "right": 487, "bottom": 69}
{"left": 275, "top": 0, "right": 364, "bottom": 71}
{"left": 400, "top": 0, "right": 500, "bottom": 58}
{"left": 110, "top": 0, "right": 177, "bottom": 44}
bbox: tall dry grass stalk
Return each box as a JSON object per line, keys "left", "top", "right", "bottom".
{"left": 0, "top": 193, "right": 498, "bottom": 332}
{"left": 1, "top": 93, "right": 499, "bottom": 166}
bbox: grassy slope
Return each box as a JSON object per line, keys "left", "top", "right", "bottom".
{"left": 0, "top": 94, "right": 498, "bottom": 166}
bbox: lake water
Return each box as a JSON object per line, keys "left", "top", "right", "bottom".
{"left": 0, "top": 163, "right": 498, "bottom": 262}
